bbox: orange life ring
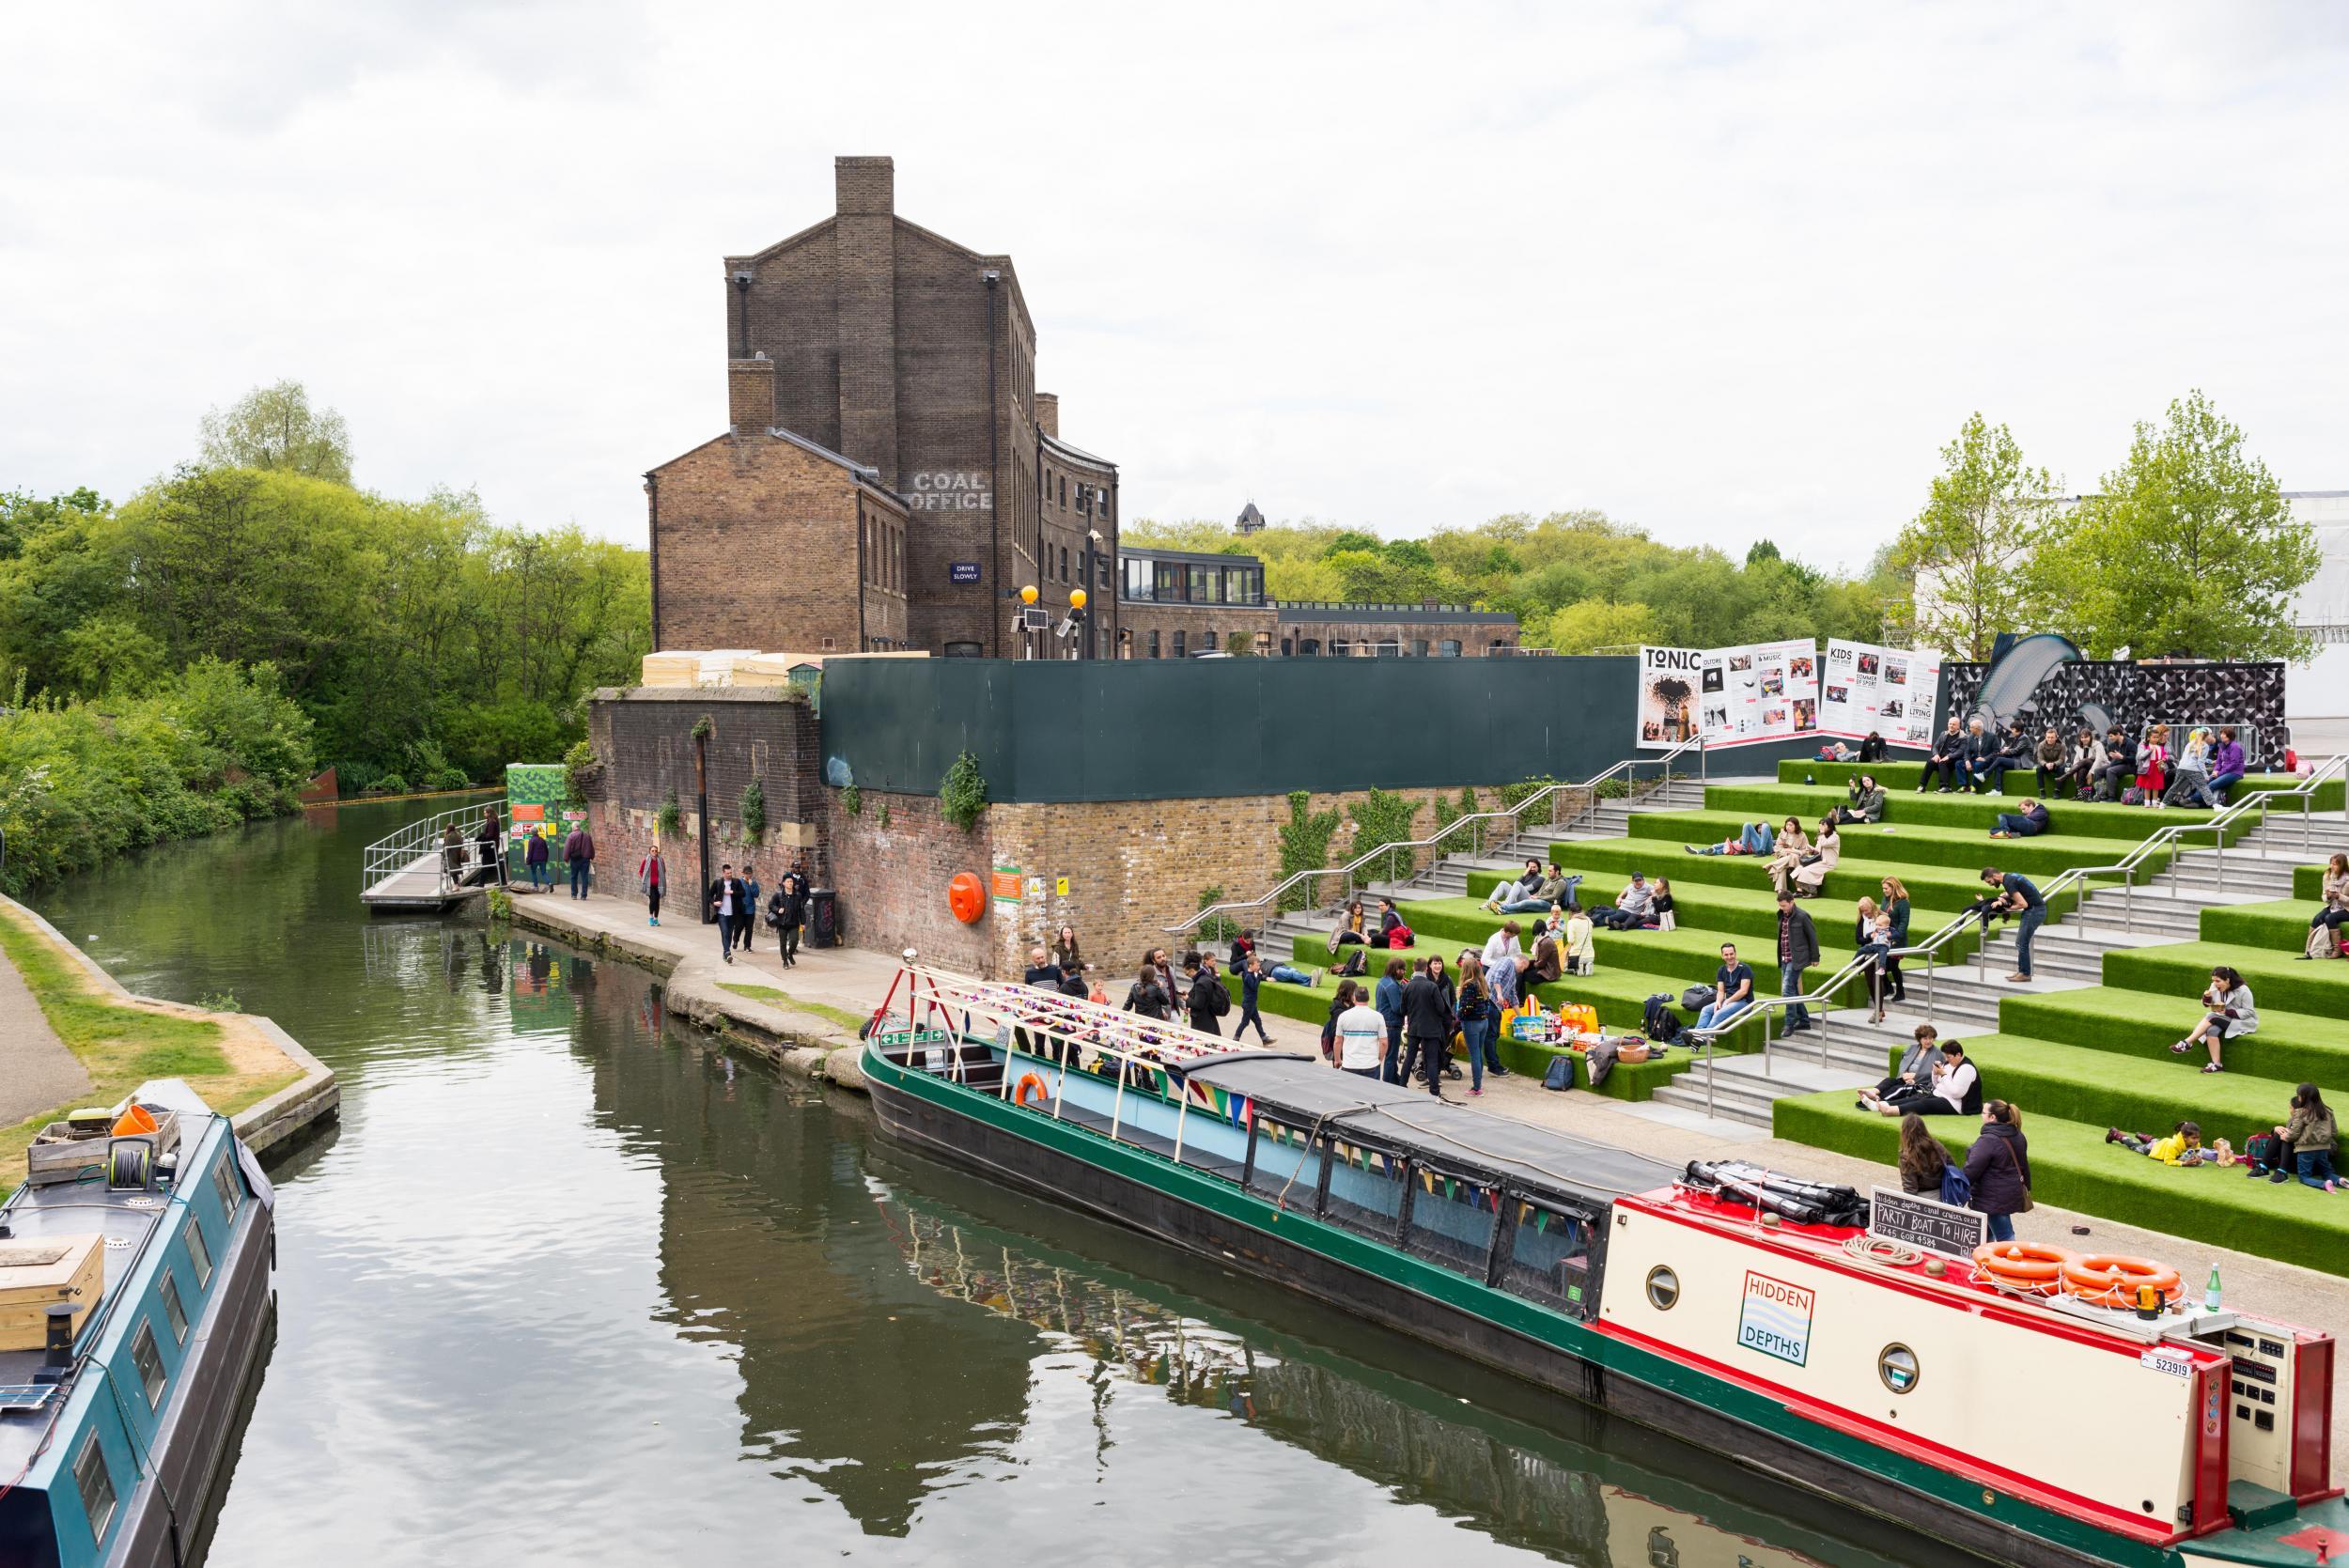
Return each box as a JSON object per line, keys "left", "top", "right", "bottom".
{"left": 2061, "top": 1254, "right": 2183, "bottom": 1308}
{"left": 1971, "top": 1241, "right": 2076, "bottom": 1291}
{"left": 948, "top": 872, "right": 986, "bottom": 924}
{"left": 1014, "top": 1073, "right": 1050, "bottom": 1109}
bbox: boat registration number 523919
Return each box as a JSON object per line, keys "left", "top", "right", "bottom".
{"left": 1736, "top": 1271, "right": 1815, "bottom": 1367}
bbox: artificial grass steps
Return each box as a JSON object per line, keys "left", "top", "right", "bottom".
{"left": 1535, "top": 837, "right": 2072, "bottom": 918}
{"left": 1392, "top": 895, "right": 1860, "bottom": 990}
{"left": 1454, "top": 871, "right": 1980, "bottom": 955}
{"left": 1998, "top": 987, "right": 2349, "bottom": 1088}
{"left": 2197, "top": 897, "right": 2340, "bottom": 953}
{"left": 1703, "top": 782, "right": 2262, "bottom": 846}
{"left": 1779, "top": 759, "right": 2341, "bottom": 814}
{"left": 1772, "top": 1094, "right": 2349, "bottom": 1280}
{"left": 2099, "top": 939, "right": 2349, "bottom": 1021}
{"left": 1626, "top": 808, "right": 2168, "bottom": 880}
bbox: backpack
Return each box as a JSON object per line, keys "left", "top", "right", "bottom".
{"left": 1642, "top": 994, "right": 1684, "bottom": 1043}
{"left": 1387, "top": 924, "right": 1414, "bottom": 949}
{"left": 1680, "top": 985, "right": 1713, "bottom": 1012}
{"left": 2244, "top": 1130, "right": 2283, "bottom": 1172}
{"left": 2122, "top": 786, "right": 2145, "bottom": 806}
{"left": 1542, "top": 1054, "right": 1575, "bottom": 1091}
{"left": 2308, "top": 924, "right": 2341, "bottom": 960}
{"left": 1938, "top": 1162, "right": 1972, "bottom": 1208}
{"left": 1203, "top": 976, "right": 1232, "bottom": 1017}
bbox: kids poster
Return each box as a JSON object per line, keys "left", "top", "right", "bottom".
{"left": 1822, "top": 639, "right": 1942, "bottom": 747}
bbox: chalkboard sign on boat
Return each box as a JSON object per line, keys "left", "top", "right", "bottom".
{"left": 1869, "top": 1186, "right": 1986, "bottom": 1258}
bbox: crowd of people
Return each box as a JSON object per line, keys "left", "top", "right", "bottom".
{"left": 1921, "top": 716, "right": 2250, "bottom": 808}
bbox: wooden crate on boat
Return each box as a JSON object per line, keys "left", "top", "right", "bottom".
{"left": 26, "top": 1112, "right": 180, "bottom": 1187}
{"left": 0, "top": 1233, "right": 104, "bottom": 1350}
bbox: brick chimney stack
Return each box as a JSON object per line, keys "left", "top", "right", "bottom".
{"left": 1034, "top": 392, "right": 1059, "bottom": 441}
{"left": 728, "top": 354, "right": 775, "bottom": 435}
{"left": 834, "top": 156, "right": 899, "bottom": 483}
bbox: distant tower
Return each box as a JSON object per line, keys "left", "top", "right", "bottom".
{"left": 1236, "top": 501, "right": 1265, "bottom": 536}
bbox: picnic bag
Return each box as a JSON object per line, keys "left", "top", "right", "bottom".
{"left": 2309, "top": 924, "right": 2341, "bottom": 960}
{"left": 1557, "top": 1002, "right": 1599, "bottom": 1035}
{"left": 1541, "top": 1054, "right": 1575, "bottom": 1091}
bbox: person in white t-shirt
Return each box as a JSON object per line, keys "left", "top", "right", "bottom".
{"left": 1482, "top": 921, "right": 1525, "bottom": 1006}
{"left": 1334, "top": 990, "right": 1389, "bottom": 1077}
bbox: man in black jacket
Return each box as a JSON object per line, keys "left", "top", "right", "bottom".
{"left": 1184, "top": 955, "right": 1230, "bottom": 1037}
{"left": 769, "top": 868, "right": 809, "bottom": 967}
{"left": 1776, "top": 893, "right": 1820, "bottom": 1032}
{"left": 1400, "top": 956, "right": 1455, "bottom": 1099}
{"left": 708, "top": 863, "right": 752, "bottom": 963}
{"left": 2093, "top": 727, "right": 2139, "bottom": 801}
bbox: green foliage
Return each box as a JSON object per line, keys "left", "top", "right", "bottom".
{"left": 1274, "top": 790, "right": 1342, "bottom": 914}
{"left": 840, "top": 783, "right": 863, "bottom": 817}
{"left": 877, "top": 799, "right": 890, "bottom": 828}
{"left": 1431, "top": 786, "right": 1482, "bottom": 856}
{"left": 562, "top": 738, "right": 597, "bottom": 805}
{"left": 0, "top": 660, "right": 315, "bottom": 893}
{"left": 2049, "top": 390, "right": 2319, "bottom": 661}
{"left": 1194, "top": 885, "right": 1238, "bottom": 943}
{"left": 657, "top": 789, "right": 682, "bottom": 838}
{"left": 371, "top": 773, "right": 410, "bottom": 796}
{"left": 197, "top": 380, "right": 354, "bottom": 483}
{"left": 939, "top": 751, "right": 988, "bottom": 831}
{"left": 691, "top": 714, "right": 713, "bottom": 741}
{"left": 0, "top": 467, "right": 648, "bottom": 791}
{"left": 197, "top": 991, "right": 241, "bottom": 1014}
{"left": 740, "top": 779, "right": 767, "bottom": 844}
{"left": 485, "top": 886, "right": 514, "bottom": 922}
{"left": 1890, "top": 411, "right": 2062, "bottom": 661}
{"left": 1346, "top": 787, "right": 1421, "bottom": 885}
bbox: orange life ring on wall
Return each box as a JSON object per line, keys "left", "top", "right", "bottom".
{"left": 948, "top": 872, "right": 985, "bottom": 924}
{"left": 1971, "top": 1241, "right": 2075, "bottom": 1292}
{"left": 2061, "top": 1254, "right": 2183, "bottom": 1309}
{"left": 1014, "top": 1073, "right": 1050, "bottom": 1109}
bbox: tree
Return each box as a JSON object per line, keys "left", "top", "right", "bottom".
{"left": 1532, "top": 598, "right": 1657, "bottom": 653}
{"left": 1890, "top": 412, "right": 2062, "bottom": 660}
{"left": 2050, "top": 391, "right": 2318, "bottom": 661}
{"left": 197, "top": 380, "right": 354, "bottom": 483}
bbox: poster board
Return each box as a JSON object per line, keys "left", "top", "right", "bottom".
{"left": 1821, "top": 641, "right": 1942, "bottom": 749}
{"left": 1701, "top": 638, "right": 1817, "bottom": 746}
{"left": 1867, "top": 1185, "right": 1987, "bottom": 1258}
{"left": 504, "top": 764, "right": 575, "bottom": 871}
{"left": 1636, "top": 646, "right": 1703, "bottom": 749}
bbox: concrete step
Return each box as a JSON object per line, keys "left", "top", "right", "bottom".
{"left": 1650, "top": 1054, "right": 1875, "bottom": 1127}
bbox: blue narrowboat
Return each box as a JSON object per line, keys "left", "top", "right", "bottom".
{"left": 0, "top": 1080, "right": 275, "bottom": 1568}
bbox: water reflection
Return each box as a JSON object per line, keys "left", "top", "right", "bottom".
{"left": 31, "top": 808, "right": 1968, "bottom": 1566}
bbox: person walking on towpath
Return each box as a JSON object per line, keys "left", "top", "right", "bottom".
{"left": 523, "top": 825, "right": 551, "bottom": 890}
{"left": 565, "top": 820, "right": 595, "bottom": 899}
{"left": 770, "top": 866, "right": 808, "bottom": 967}
{"left": 739, "top": 864, "right": 762, "bottom": 954}
{"left": 638, "top": 846, "right": 665, "bottom": 926}
{"left": 475, "top": 805, "right": 504, "bottom": 884}
{"left": 708, "top": 862, "right": 752, "bottom": 963}
{"left": 1231, "top": 956, "right": 1272, "bottom": 1045}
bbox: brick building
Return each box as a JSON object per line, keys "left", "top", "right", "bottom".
{"left": 647, "top": 155, "right": 1118, "bottom": 659}
{"left": 1113, "top": 543, "right": 1518, "bottom": 658}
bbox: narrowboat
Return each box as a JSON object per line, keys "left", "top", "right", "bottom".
{"left": 0, "top": 1080, "right": 275, "bottom": 1568}
{"left": 862, "top": 966, "right": 2345, "bottom": 1568}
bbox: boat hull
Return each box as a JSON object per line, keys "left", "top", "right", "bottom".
{"left": 867, "top": 1057, "right": 2169, "bottom": 1568}
{"left": 107, "top": 1189, "right": 275, "bottom": 1568}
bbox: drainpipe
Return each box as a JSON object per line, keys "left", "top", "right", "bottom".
{"left": 644, "top": 471, "right": 662, "bottom": 652}
{"left": 984, "top": 270, "right": 1001, "bottom": 658}
{"left": 856, "top": 494, "right": 869, "bottom": 651}
{"left": 694, "top": 727, "right": 712, "bottom": 922}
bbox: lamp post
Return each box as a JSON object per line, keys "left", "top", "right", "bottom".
{"left": 1019, "top": 584, "right": 1039, "bottom": 660}
{"left": 1067, "top": 588, "right": 1088, "bottom": 662}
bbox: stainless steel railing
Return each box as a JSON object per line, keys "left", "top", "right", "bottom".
{"left": 1167, "top": 738, "right": 1707, "bottom": 935}
{"left": 360, "top": 801, "right": 508, "bottom": 899}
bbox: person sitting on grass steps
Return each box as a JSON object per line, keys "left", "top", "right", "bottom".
{"left": 2206, "top": 726, "right": 2248, "bottom": 801}
{"left": 2170, "top": 966, "right": 2256, "bottom": 1072}
{"left": 1980, "top": 720, "right": 2032, "bottom": 795}
{"left": 1328, "top": 900, "right": 1370, "bottom": 976}
{"left": 2105, "top": 1120, "right": 2211, "bottom": 1165}
{"left": 1482, "top": 859, "right": 1546, "bottom": 914}
{"left": 1925, "top": 717, "right": 1966, "bottom": 792}
{"left": 2303, "top": 853, "right": 2349, "bottom": 960}
{"left": 1860, "top": 1038, "right": 1980, "bottom": 1117}
{"left": 2279, "top": 1083, "right": 2338, "bottom": 1193}
{"left": 1694, "top": 941, "right": 1754, "bottom": 1032}
{"left": 1688, "top": 819, "right": 1774, "bottom": 856}
{"left": 1774, "top": 818, "right": 1839, "bottom": 899}
{"left": 1587, "top": 872, "right": 1654, "bottom": 930}
{"left": 2165, "top": 727, "right": 2218, "bottom": 810}
{"left": 1959, "top": 717, "right": 2000, "bottom": 793}
{"left": 1872, "top": 1024, "right": 1939, "bottom": 1105}
{"left": 1989, "top": 797, "right": 2049, "bottom": 839}
{"left": 2033, "top": 726, "right": 2067, "bottom": 797}
{"left": 1828, "top": 773, "right": 1886, "bottom": 825}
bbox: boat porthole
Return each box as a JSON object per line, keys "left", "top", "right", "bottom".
{"left": 1644, "top": 1266, "right": 1680, "bottom": 1311}
{"left": 1878, "top": 1343, "right": 1920, "bottom": 1394}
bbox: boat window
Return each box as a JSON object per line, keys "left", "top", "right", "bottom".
{"left": 131, "top": 1322, "right": 167, "bottom": 1407}
{"left": 1243, "top": 1116, "right": 1323, "bottom": 1208}
{"left": 74, "top": 1435, "right": 117, "bottom": 1542}
{"left": 1499, "top": 1197, "right": 1602, "bottom": 1318}
{"left": 186, "top": 1216, "right": 214, "bottom": 1288}
{"left": 160, "top": 1269, "right": 190, "bottom": 1343}
{"left": 1400, "top": 1167, "right": 1502, "bottom": 1279}
{"left": 212, "top": 1157, "right": 243, "bottom": 1218}
{"left": 1320, "top": 1135, "right": 1408, "bottom": 1242}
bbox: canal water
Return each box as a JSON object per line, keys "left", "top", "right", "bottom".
{"left": 35, "top": 800, "right": 1968, "bottom": 1566}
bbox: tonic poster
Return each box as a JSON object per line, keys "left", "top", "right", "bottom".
{"left": 1636, "top": 645, "right": 1702, "bottom": 749}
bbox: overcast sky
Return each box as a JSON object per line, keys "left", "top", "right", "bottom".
{"left": 4, "top": 3, "right": 2344, "bottom": 572}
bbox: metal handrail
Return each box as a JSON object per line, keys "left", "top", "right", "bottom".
{"left": 2036, "top": 752, "right": 2345, "bottom": 934}
{"left": 361, "top": 800, "right": 509, "bottom": 898}
{"left": 1167, "top": 738, "right": 1707, "bottom": 935}
{"left": 1673, "top": 753, "right": 2345, "bottom": 1115}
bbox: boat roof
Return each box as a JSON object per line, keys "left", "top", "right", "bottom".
{"left": 1184, "top": 1054, "right": 1680, "bottom": 1207}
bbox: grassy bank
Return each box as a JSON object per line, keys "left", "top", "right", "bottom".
{"left": 0, "top": 903, "right": 300, "bottom": 1177}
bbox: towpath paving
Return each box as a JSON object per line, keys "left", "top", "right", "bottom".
{"left": 0, "top": 924, "right": 93, "bottom": 1125}
{"left": 513, "top": 884, "right": 2347, "bottom": 1483}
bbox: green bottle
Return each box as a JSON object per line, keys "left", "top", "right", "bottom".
{"left": 2204, "top": 1263, "right": 2221, "bottom": 1312}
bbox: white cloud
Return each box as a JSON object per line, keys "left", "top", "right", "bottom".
{"left": 2, "top": 1, "right": 2343, "bottom": 571}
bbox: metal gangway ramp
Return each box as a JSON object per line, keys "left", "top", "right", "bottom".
{"left": 361, "top": 801, "right": 509, "bottom": 912}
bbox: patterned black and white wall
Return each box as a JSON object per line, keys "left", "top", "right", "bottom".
{"left": 1943, "top": 660, "right": 2291, "bottom": 769}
